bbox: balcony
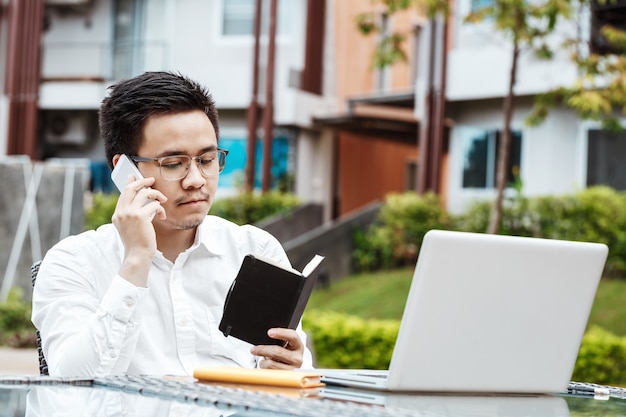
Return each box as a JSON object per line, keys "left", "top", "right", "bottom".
{"left": 42, "top": 41, "right": 168, "bottom": 82}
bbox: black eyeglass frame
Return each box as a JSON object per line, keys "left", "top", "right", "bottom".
{"left": 130, "top": 148, "right": 229, "bottom": 181}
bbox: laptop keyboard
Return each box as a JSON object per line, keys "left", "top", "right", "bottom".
{"left": 94, "top": 374, "right": 425, "bottom": 417}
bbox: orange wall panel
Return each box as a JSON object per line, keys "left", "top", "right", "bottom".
{"left": 338, "top": 131, "right": 418, "bottom": 216}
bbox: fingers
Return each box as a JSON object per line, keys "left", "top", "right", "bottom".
{"left": 115, "top": 176, "right": 167, "bottom": 221}
{"left": 250, "top": 328, "right": 305, "bottom": 369}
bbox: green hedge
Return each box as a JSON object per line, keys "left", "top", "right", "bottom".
{"left": 209, "top": 191, "right": 300, "bottom": 225}
{"left": 303, "top": 311, "right": 399, "bottom": 369}
{"left": 356, "top": 186, "right": 626, "bottom": 277}
{"left": 304, "top": 311, "right": 626, "bottom": 386}
{"left": 573, "top": 326, "right": 626, "bottom": 384}
{"left": 0, "top": 288, "right": 36, "bottom": 348}
{"left": 84, "top": 191, "right": 301, "bottom": 230}
{"left": 353, "top": 192, "right": 450, "bottom": 271}
{"left": 84, "top": 193, "right": 119, "bottom": 231}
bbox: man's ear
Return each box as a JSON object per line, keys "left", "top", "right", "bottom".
{"left": 112, "top": 154, "right": 121, "bottom": 168}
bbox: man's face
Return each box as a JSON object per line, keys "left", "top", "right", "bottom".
{"left": 136, "top": 110, "right": 219, "bottom": 231}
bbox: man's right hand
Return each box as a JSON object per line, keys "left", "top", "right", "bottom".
{"left": 112, "top": 175, "right": 167, "bottom": 287}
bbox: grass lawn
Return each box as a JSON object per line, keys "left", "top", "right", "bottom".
{"left": 308, "top": 268, "right": 626, "bottom": 337}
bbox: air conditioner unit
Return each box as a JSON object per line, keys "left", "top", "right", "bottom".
{"left": 43, "top": 111, "right": 90, "bottom": 146}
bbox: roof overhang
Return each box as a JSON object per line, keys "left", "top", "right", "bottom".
{"left": 313, "top": 91, "right": 418, "bottom": 142}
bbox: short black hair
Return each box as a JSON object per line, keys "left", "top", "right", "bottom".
{"left": 99, "top": 71, "right": 220, "bottom": 169}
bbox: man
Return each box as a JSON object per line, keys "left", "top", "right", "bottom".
{"left": 32, "top": 71, "right": 312, "bottom": 377}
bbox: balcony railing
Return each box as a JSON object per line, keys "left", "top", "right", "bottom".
{"left": 42, "top": 41, "right": 168, "bottom": 82}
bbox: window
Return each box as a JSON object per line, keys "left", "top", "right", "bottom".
{"left": 113, "top": 0, "right": 146, "bottom": 79}
{"left": 587, "top": 129, "right": 626, "bottom": 190}
{"left": 470, "top": 0, "right": 494, "bottom": 12}
{"left": 221, "top": 0, "right": 293, "bottom": 37}
{"left": 461, "top": 128, "right": 522, "bottom": 189}
{"left": 223, "top": 0, "right": 255, "bottom": 35}
{"left": 590, "top": 0, "right": 626, "bottom": 55}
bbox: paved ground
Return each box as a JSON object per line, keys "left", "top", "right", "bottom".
{"left": 0, "top": 347, "right": 39, "bottom": 375}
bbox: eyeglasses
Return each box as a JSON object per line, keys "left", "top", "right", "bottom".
{"left": 130, "top": 149, "right": 229, "bottom": 181}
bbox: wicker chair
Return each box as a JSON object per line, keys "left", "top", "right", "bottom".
{"left": 30, "top": 260, "right": 49, "bottom": 376}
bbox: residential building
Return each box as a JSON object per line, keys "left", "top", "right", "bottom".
{"left": 1, "top": 0, "right": 625, "bottom": 226}
{"left": 1, "top": 0, "right": 334, "bottom": 206}
{"left": 322, "top": 0, "right": 626, "bottom": 216}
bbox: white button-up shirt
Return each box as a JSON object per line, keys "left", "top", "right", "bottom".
{"left": 31, "top": 216, "right": 313, "bottom": 377}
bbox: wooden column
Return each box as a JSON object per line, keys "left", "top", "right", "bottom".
{"left": 261, "top": 0, "right": 277, "bottom": 192}
{"left": 4, "top": 0, "right": 44, "bottom": 160}
{"left": 245, "top": 0, "right": 263, "bottom": 191}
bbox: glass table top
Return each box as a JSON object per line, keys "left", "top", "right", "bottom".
{"left": 1, "top": 375, "right": 625, "bottom": 417}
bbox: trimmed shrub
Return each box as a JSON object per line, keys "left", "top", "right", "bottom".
{"left": 84, "top": 193, "right": 118, "bottom": 231}
{"left": 305, "top": 312, "right": 626, "bottom": 386}
{"left": 391, "top": 186, "right": 626, "bottom": 277}
{"left": 84, "top": 191, "right": 301, "bottom": 230}
{"left": 303, "top": 310, "right": 399, "bottom": 369}
{"left": 573, "top": 326, "right": 626, "bottom": 385}
{"left": 353, "top": 192, "right": 450, "bottom": 271}
{"left": 0, "top": 288, "right": 36, "bottom": 348}
{"left": 208, "top": 191, "right": 301, "bottom": 225}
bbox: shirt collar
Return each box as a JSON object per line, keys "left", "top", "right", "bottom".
{"left": 114, "top": 217, "right": 225, "bottom": 260}
{"left": 196, "top": 217, "right": 225, "bottom": 256}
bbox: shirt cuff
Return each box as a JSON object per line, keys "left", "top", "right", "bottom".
{"left": 98, "top": 275, "right": 148, "bottom": 322}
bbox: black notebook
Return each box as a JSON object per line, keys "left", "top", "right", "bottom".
{"left": 219, "top": 254, "right": 325, "bottom": 346}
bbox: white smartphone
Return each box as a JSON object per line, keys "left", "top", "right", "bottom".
{"left": 111, "top": 154, "right": 144, "bottom": 192}
{"left": 111, "top": 154, "right": 158, "bottom": 220}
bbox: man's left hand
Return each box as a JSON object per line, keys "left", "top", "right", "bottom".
{"left": 250, "top": 328, "right": 304, "bottom": 369}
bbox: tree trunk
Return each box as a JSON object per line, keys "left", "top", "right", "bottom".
{"left": 487, "top": 42, "right": 520, "bottom": 234}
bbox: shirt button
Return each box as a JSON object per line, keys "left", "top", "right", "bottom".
{"left": 125, "top": 299, "right": 135, "bottom": 308}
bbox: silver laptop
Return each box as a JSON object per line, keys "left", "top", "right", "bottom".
{"left": 318, "top": 386, "right": 571, "bottom": 416}
{"left": 320, "top": 230, "right": 608, "bottom": 394}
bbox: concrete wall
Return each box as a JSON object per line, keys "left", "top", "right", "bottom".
{"left": 0, "top": 157, "right": 87, "bottom": 301}
{"left": 283, "top": 201, "right": 381, "bottom": 286}
{"left": 256, "top": 203, "right": 324, "bottom": 244}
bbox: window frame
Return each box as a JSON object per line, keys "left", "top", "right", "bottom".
{"left": 460, "top": 128, "right": 523, "bottom": 190}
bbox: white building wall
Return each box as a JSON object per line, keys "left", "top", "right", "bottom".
{"left": 445, "top": 0, "right": 595, "bottom": 214}
{"left": 166, "top": 0, "right": 308, "bottom": 115}
{"left": 40, "top": 0, "right": 114, "bottom": 109}
{"left": 17, "top": 0, "right": 333, "bottom": 204}
{"left": 448, "top": 0, "right": 582, "bottom": 100}
{"left": 446, "top": 97, "right": 586, "bottom": 214}
{"left": 38, "top": 0, "right": 311, "bottom": 117}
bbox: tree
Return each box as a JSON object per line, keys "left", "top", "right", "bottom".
{"left": 355, "top": 0, "right": 449, "bottom": 69}
{"left": 465, "top": 0, "right": 574, "bottom": 234}
{"left": 357, "top": 0, "right": 626, "bottom": 234}
{"left": 527, "top": 4, "right": 626, "bottom": 131}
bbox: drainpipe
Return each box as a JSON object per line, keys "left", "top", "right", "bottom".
{"left": 430, "top": 14, "right": 448, "bottom": 193}
{"left": 417, "top": 18, "right": 437, "bottom": 194}
{"left": 245, "top": 0, "right": 263, "bottom": 191}
{"left": 261, "top": 0, "right": 277, "bottom": 192}
{"left": 416, "top": 12, "right": 447, "bottom": 194}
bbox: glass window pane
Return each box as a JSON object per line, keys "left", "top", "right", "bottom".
{"left": 461, "top": 128, "right": 523, "bottom": 189}
{"left": 471, "top": 0, "right": 493, "bottom": 12}
{"left": 222, "top": 0, "right": 292, "bottom": 36}
{"left": 462, "top": 131, "right": 490, "bottom": 188}
{"left": 223, "top": 0, "right": 255, "bottom": 35}
{"left": 587, "top": 129, "right": 626, "bottom": 190}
